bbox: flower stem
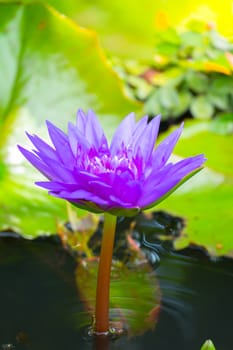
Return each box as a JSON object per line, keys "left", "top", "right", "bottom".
{"left": 95, "top": 213, "right": 117, "bottom": 334}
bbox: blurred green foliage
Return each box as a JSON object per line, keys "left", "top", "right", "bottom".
{"left": 156, "top": 120, "right": 233, "bottom": 257}
{"left": 113, "top": 20, "right": 233, "bottom": 122}
{"left": 14, "top": 0, "right": 233, "bottom": 59}
{"left": 0, "top": 1, "right": 232, "bottom": 258}
{"left": 0, "top": 2, "right": 138, "bottom": 237}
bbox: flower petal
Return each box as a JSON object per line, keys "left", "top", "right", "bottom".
{"left": 36, "top": 181, "right": 78, "bottom": 192}
{"left": 152, "top": 123, "right": 184, "bottom": 168}
{"left": 18, "top": 145, "right": 56, "bottom": 180}
{"left": 168, "top": 154, "right": 206, "bottom": 178}
{"left": 51, "top": 189, "right": 109, "bottom": 208}
{"left": 36, "top": 155, "right": 76, "bottom": 182}
{"left": 138, "top": 154, "right": 206, "bottom": 208}
{"left": 26, "top": 132, "right": 59, "bottom": 161}
{"left": 86, "top": 110, "right": 108, "bottom": 149}
{"left": 111, "top": 173, "right": 142, "bottom": 205}
{"left": 76, "top": 108, "right": 87, "bottom": 134}
{"left": 129, "top": 115, "right": 148, "bottom": 151}
{"left": 76, "top": 109, "right": 109, "bottom": 151}
{"left": 142, "top": 163, "right": 174, "bottom": 191}
{"left": 68, "top": 121, "right": 90, "bottom": 156}
{"left": 110, "top": 112, "right": 135, "bottom": 154}
{"left": 108, "top": 195, "right": 132, "bottom": 207}
{"left": 46, "top": 120, "right": 75, "bottom": 167}
{"left": 133, "top": 115, "right": 161, "bottom": 163}
{"left": 19, "top": 109, "right": 206, "bottom": 216}
{"left": 83, "top": 181, "right": 113, "bottom": 206}
{"left": 138, "top": 176, "right": 181, "bottom": 208}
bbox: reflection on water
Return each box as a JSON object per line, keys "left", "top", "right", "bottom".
{"left": 0, "top": 231, "right": 233, "bottom": 350}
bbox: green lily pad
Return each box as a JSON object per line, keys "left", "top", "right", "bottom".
{"left": 155, "top": 121, "right": 233, "bottom": 257}
{"left": 16, "top": 0, "right": 233, "bottom": 58}
{"left": 0, "top": 2, "right": 138, "bottom": 237}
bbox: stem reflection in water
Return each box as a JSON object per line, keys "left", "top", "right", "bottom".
{"left": 94, "top": 214, "right": 117, "bottom": 334}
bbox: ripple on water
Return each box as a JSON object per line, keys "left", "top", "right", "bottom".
{"left": 1, "top": 232, "right": 233, "bottom": 350}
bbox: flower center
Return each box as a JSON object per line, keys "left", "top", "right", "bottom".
{"left": 89, "top": 153, "right": 140, "bottom": 178}
{"left": 77, "top": 145, "right": 143, "bottom": 180}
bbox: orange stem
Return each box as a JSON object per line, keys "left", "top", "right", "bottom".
{"left": 95, "top": 213, "right": 117, "bottom": 334}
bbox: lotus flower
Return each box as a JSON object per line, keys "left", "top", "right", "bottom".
{"left": 18, "top": 109, "right": 205, "bottom": 216}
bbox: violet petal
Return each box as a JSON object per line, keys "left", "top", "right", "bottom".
{"left": 26, "top": 133, "right": 59, "bottom": 162}
{"left": 133, "top": 115, "right": 161, "bottom": 163}
{"left": 68, "top": 122, "right": 90, "bottom": 156}
{"left": 138, "top": 154, "right": 205, "bottom": 207}
{"left": 46, "top": 121, "right": 75, "bottom": 167}
{"left": 152, "top": 123, "right": 184, "bottom": 168}
{"left": 51, "top": 189, "right": 109, "bottom": 207}
{"left": 18, "top": 145, "right": 56, "bottom": 180}
{"left": 110, "top": 112, "right": 135, "bottom": 154}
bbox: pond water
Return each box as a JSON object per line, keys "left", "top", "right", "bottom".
{"left": 0, "top": 226, "right": 233, "bottom": 350}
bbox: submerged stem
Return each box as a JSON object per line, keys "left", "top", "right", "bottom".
{"left": 95, "top": 213, "right": 117, "bottom": 334}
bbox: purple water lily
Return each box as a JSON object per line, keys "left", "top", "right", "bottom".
{"left": 18, "top": 109, "right": 205, "bottom": 216}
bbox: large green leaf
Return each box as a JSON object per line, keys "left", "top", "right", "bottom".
{"left": 11, "top": 0, "right": 233, "bottom": 58}
{"left": 0, "top": 2, "right": 138, "bottom": 237}
{"left": 155, "top": 121, "right": 233, "bottom": 257}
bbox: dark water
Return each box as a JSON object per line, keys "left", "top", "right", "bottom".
{"left": 0, "top": 232, "right": 233, "bottom": 350}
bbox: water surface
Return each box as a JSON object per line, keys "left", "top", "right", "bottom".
{"left": 0, "top": 232, "right": 232, "bottom": 350}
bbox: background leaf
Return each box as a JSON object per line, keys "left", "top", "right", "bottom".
{"left": 0, "top": 2, "right": 138, "bottom": 237}
{"left": 12, "top": 0, "right": 233, "bottom": 59}
{"left": 155, "top": 121, "right": 233, "bottom": 257}
{"left": 190, "top": 96, "right": 215, "bottom": 119}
